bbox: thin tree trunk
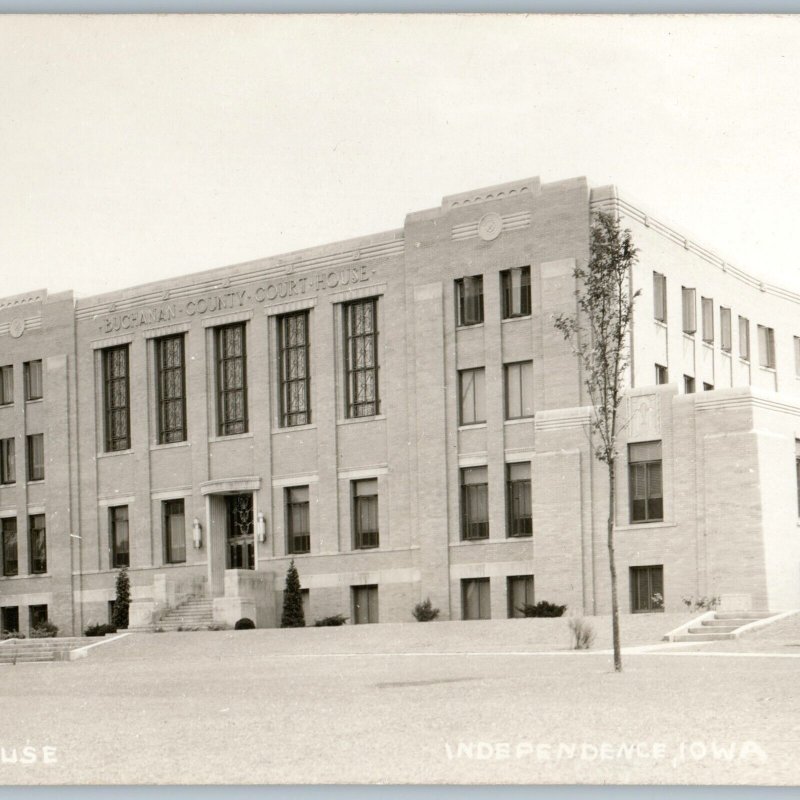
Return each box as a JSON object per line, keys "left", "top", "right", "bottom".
{"left": 608, "top": 458, "right": 622, "bottom": 672}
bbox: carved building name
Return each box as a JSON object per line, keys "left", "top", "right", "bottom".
{"left": 98, "top": 265, "right": 371, "bottom": 334}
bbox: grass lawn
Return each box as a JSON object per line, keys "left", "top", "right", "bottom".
{"left": 0, "top": 617, "right": 797, "bottom": 785}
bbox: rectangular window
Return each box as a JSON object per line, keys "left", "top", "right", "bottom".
{"left": 459, "top": 367, "right": 486, "bottom": 425}
{"left": 286, "top": 485, "right": 310, "bottom": 555}
{"left": 504, "top": 361, "right": 533, "bottom": 419}
{"left": 501, "top": 267, "right": 531, "bottom": 319}
{"left": 29, "top": 604, "right": 48, "bottom": 629}
{"left": 216, "top": 323, "right": 248, "bottom": 436}
{"left": 703, "top": 382, "right": 714, "bottom": 392}
{"left": 757, "top": 325, "right": 776, "bottom": 369}
{"left": 683, "top": 375, "right": 695, "bottom": 394}
{"left": 156, "top": 335, "right": 187, "bottom": 444}
{"left": 24, "top": 360, "right": 42, "bottom": 401}
{"left": 461, "top": 466, "right": 489, "bottom": 540}
{"left": 795, "top": 337, "right": 800, "bottom": 379}
{"left": 507, "top": 575, "right": 534, "bottom": 618}
{"left": 110, "top": 505, "right": 130, "bottom": 569}
{"left": 506, "top": 462, "right": 532, "bottom": 538}
{"left": 655, "top": 364, "right": 668, "bottom": 385}
{"left": 103, "top": 345, "right": 131, "bottom": 451}
{"left": 2, "top": 518, "right": 18, "bottom": 577}
{"left": 630, "top": 565, "right": 664, "bottom": 613}
{"left": 352, "top": 585, "right": 379, "bottom": 624}
{"left": 1, "top": 606, "right": 19, "bottom": 635}
{"left": 701, "top": 297, "right": 714, "bottom": 344}
{"left": 739, "top": 316, "right": 750, "bottom": 361}
{"left": 456, "top": 275, "right": 484, "bottom": 326}
{"left": 0, "top": 365, "right": 12, "bottom": 406}
{"left": 352, "top": 479, "right": 379, "bottom": 549}
{"left": 344, "top": 299, "right": 379, "bottom": 418}
{"left": 28, "top": 514, "right": 46, "bottom": 574}
{"left": 163, "top": 499, "right": 186, "bottom": 564}
{"left": 462, "top": 578, "right": 490, "bottom": 620}
{"left": 0, "top": 438, "right": 15, "bottom": 485}
{"left": 278, "top": 311, "right": 311, "bottom": 427}
{"left": 681, "top": 287, "right": 696, "bottom": 334}
{"left": 653, "top": 272, "right": 667, "bottom": 323}
{"left": 26, "top": 434, "right": 44, "bottom": 481}
{"left": 629, "top": 441, "right": 663, "bottom": 523}
{"left": 720, "top": 307, "right": 732, "bottom": 352}
{"left": 796, "top": 440, "right": 800, "bottom": 517}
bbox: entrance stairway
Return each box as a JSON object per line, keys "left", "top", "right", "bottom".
{"left": 671, "top": 611, "right": 777, "bottom": 643}
{"left": 0, "top": 637, "right": 91, "bottom": 664}
{"left": 156, "top": 596, "right": 214, "bottom": 631}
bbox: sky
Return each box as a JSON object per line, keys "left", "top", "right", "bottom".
{"left": 3, "top": 14, "right": 800, "bottom": 299}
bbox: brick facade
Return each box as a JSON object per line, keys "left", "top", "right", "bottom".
{"left": 2, "top": 175, "right": 799, "bottom": 635}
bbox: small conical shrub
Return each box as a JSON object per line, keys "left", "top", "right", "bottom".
{"left": 112, "top": 567, "right": 131, "bottom": 629}
{"left": 281, "top": 560, "right": 305, "bottom": 628}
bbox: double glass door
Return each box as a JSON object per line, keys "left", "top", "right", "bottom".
{"left": 226, "top": 493, "right": 254, "bottom": 570}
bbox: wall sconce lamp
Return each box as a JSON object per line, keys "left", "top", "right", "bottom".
{"left": 192, "top": 518, "right": 203, "bottom": 549}
{"left": 256, "top": 511, "right": 267, "bottom": 543}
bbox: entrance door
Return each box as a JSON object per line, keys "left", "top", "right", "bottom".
{"left": 226, "top": 493, "right": 254, "bottom": 570}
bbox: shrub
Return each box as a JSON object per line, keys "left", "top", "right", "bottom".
{"left": 281, "top": 559, "right": 306, "bottom": 628}
{"left": 0, "top": 630, "right": 24, "bottom": 640}
{"left": 112, "top": 567, "right": 131, "bottom": 629}
{"left": 412, "top": 597, "right": 440, "bottom": 622}
{"left": 234, "top": 617, "right": 255, "bottom": 630}
{"left": 568, "top": 616, "right": 596, "bottom": 650}
{"left": 31, "top": 620, "right": 59, "bottom": 638}
{"left": 519, "top": 601, "right": 567, "bottom": 618}
{"left": 84, "top": 622, "right": 117, "bottom": 637}
{"left": 314, "top": 614, "right": 348, "bottom": 627}
{"left": 206, "top": 622, "right": 228, "bottom": 631}
{"left": 682, "top": 595, "right": 720, "bottom": 611}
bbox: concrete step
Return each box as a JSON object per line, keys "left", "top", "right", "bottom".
{"left": 673, "top": 632, "right": 736, "bottom": 642}
{"left": 701, "top": 619, "right": 753, "bottom": 627}
{"left": 714, "top": 611, "right": 774, "bottom": 620}
{"left": 689, "top": 625, "right": 738, "bottom": 634}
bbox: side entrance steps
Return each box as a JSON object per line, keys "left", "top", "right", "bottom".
{"left": 0, "top": 637, "right": 93, "bottom": 664}
{"left": 155, "top": 596, "right": 215, "bottom": 632}
{"left": 665, "top": 610, "right": 795, "bottom": 643}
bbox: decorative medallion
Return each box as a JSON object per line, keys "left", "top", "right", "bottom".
{"left": 9, "top": 318, "right": 24, "bottom": 339}
{"left": 477, "top": 212, "right": 503, "bottom": 242}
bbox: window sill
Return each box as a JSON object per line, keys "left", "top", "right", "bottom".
{"left": 337, "top": 415, "right": 386, "bottom": 427}
{"left": 456, "top": 323, "right": 484, "bottom": 331}
{"left": 0, "top": 483, "right": 16, "bottom": 488}
{"left": 701, "top": 341, "right": 714, "bottom": 349}
{"left": 97, "top": 449, "right": 134, "bottom": 459}
{"left": 208, "top": 432, "right": 254, "bottom": 443}
{"left": 0, "top": 572, "right": 51, "bottom": 580}
{"left": 739, "top": 358, "right": 751, "bottom": 366}
{"left": 150, "top": 441, "right": 190, "bottom": 451}
{"left": 272, "top": 423, "right": 317, "bottom": 435}
{"left": 682, "top": 332, "right": 696, "bottom": 339}
{"left": 458, "top": 422, "right": 486, "bottom": 431}
{"left": 653, "top": 319, "right": 667, "bottom": 329}
{"left": 759, "top": 366, "right": 777, "bottom": 374}
{"left": 720, "top": 349, "right": 732, "bottom": 356}
{"left": 25, "top": 398, "right": 43, "bottom": 405}
{"left": 501, "top": 315, "right": 532, "bottom": 324}
{"left": 615, "top": 521, "right": 676, "bottom": 532}
{"left": 456, "top": 538, "right": 490, "bottom": 544}
{"left": 26, "top": 479, "right": 45, "bottom": 486}
{"left": 504, "top": 416, "right": 533, "bottom": 426}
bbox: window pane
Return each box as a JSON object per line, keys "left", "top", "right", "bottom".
{"left": 701, "top": 298, "right": 713, "bottom": 343}
{"left": 0, "top": 366, "right": 13, "bottom": 405}
{"left": 27, "top": 434, "right": 44, "bottom": 481}
{"left": 345, "top": 300, "right": 379, "bottom": 418}
{"left": 217, "top": 325, "right": 248, "bottom": 435}
{"left": 24, "top": 361, "right": 42, "bottom": 400}
{"left": 739, "top": 317, "right": 750, "bottom": 360}
{"left": 720, "top": 308, "right": 732, "bottom": 352}
{"left": 653, "top": 273, "right": 666, "bottom": 322}
{"left": 104, "top": 346, "right": 130, "bottom": 451}
{"left": 0, "top": 438, "right": 15, "bottom": 485}
{"left": 280, "top": 312, "right": 311, "bottom": 427}
{"left": 2, "top": 518, "right": 18, "bottom": 577}
{"left": 157, "top": 336, "right": 186, "bottom": 443}
{"left": 29, "top": 514, "right": 46, "bottom": 573}
{"left": 681, "top": 287, "right": 696, "bottom": 334}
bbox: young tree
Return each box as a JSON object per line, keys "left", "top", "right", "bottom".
{"left": 281, "top": 559, "right": 305, "bottom": 628}
{"left": 112, "top": 566, "right": 131, "bottom": 630}
{"left": 554, "top": 210, "right": 639, "bottom": 673}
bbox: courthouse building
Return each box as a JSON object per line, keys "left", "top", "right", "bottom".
{"left": 2, "top": 175, "right": 800, "bottom": 635}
